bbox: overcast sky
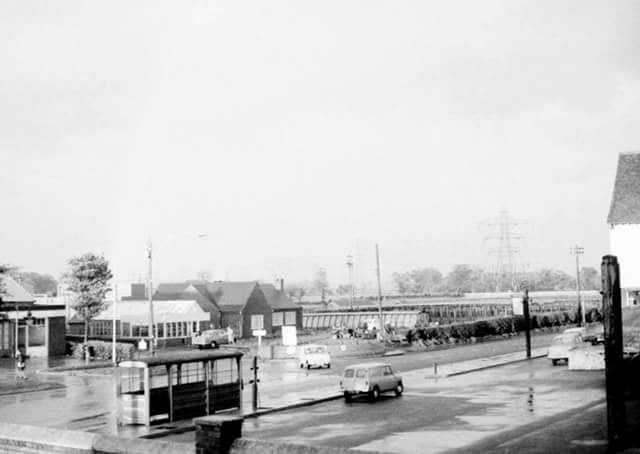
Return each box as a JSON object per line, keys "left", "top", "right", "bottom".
{"left": 1, "top": 1, "right": 639, "bottom": 291}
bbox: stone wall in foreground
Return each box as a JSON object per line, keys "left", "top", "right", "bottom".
{"left": 0, "top": 422, "right": 194, "bottom": 454}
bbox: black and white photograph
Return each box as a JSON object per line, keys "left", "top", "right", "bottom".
{"left": 1, "top": 1, "right": 640, "bottom": 453}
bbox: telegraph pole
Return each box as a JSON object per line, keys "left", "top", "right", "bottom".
{"left": 375, "top": 245, "right": 383, "bottom": 338}
{"left": 346, "top": 255, "right": 354, "bottom": 310}
{"left": 112, "top": 279, "right": 118, "bottom": 364}
{"left": 147, "top": 240, "right": 155, "bottom": 355}
{"left": 571, "top": 245, "right": 585, "bottom": 326}
{"left": 523, "top": 287, "right": 531, "bottom": 359}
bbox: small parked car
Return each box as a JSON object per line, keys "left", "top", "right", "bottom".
{"left": 340, "top": 362, "right": 403, "bottom": 402}
{"left": 563, "top": 327, "right": 587, "bottom": 337}
{"left": 298, "top": 344, "right": 331, "bottom": 369}
{"left": 548, "top": 332, "right": 583, "bottom": 365}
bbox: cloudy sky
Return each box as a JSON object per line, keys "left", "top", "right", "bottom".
{"left": 1, "top": 1, "right": 639, "bottom": 290}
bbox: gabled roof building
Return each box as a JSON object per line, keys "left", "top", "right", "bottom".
{"left": 608, "top": 152, "right": 640, "bottom": 305}
{"left": 206, "top": 281, "right": 272, "bottom": 339}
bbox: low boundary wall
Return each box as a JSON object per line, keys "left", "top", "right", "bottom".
{"left": 0, "top": 422, "right": 194, "bottom": 454}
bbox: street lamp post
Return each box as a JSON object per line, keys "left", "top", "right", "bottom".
{"left": 571, "top": 245, "right": 585, "bottom": 326}
{"left": 147, "top": 232, "right": 208, "bottom": 356}
{"left": 147, "top": 240, "right": 155, "bottom": 355}
{"left": 346, "top": 255, "right": 354, "bottom": 310}
{"left": 14, "top": 303, "right": 19, "bottom": 355}
{"left": 112, "top": 279, "right": 118, "bottom": 364}
{"left": 375, "top": 244, "right": 383, "bottom": 338}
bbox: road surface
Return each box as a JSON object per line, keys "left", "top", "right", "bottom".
{"left": 167, "top": 357, "right": 606, "bottom": 453}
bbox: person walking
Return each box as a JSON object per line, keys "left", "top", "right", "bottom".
{"left": 15, "top": 350, "right": 26, "bottom": 380}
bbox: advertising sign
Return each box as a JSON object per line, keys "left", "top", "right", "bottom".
{"left": 281, "top": 325, "right": 297, "bottom": 346}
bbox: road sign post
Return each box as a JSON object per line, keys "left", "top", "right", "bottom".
{"left": 520, "top": 281, "right": 531, "bottom": 360}
{"left": 250, "top": 355, "right": 260, "bottom": 412}
{"left": 253, "top": 329, "right": 266, "bottom": 352}
{"left": 523, "top": 288, "right": 531, "bottom": 359}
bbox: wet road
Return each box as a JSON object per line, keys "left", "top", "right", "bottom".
{"left": 0, "top": 330, "right": 562, "bottom": 437}
{"left": 167, "top": 357, "right": 606, "bottom": 453}
{"left": 320, "top": 331, "right": 558, "bottom": 375}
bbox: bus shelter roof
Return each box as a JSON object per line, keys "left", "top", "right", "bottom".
{"left": 119, "top": 349, "right": 243, "bottom": 368}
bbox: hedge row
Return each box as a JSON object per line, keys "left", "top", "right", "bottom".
{"left": 68, "top": 340, "right": 136, "bottom": 362}
{"left": 407, "top": 308, "right": 602, "bottom": 344}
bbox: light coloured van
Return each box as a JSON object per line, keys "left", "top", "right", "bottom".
{"left": 340, "top": 362, "right": 403, "bottom": 402}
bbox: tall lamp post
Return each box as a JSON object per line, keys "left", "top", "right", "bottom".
{"left": 346, "top": 255, "right": 354, "bottom": 310}
{"left": 147, "top": 240, "right": 154, "bottom": 355}
{"left": 375, "top": 244, "right": 383, "bottom": 338}
{"left": 147, "top": 232, "right": 208, "bottom": 355}
{"left": 570, "top": 245, "right": 585, "bottom": 326}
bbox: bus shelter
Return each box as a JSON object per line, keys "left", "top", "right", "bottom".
{"left": 116, "top": 350, "right": 243, "bottom": 426}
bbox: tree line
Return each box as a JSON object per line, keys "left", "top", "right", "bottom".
{"left": 391, "top": 265, "right": 600, "bottom": 295}
{"left": 284, "top": 264, "right": 600, "bottom": 301}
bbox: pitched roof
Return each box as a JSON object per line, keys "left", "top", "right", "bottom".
{"left": 608, "top": 152, "right": 640, "bottom": 224}
{"left": 260, "top": 283, "right": 300, "bottom": 310}
{"left": 153, "top": 282, "right": 218, "bottom": 314}
{"left": 156, "top": 283, "right": 192, "bottom": 294}
{"left": 207, "top": 281, "right": 260, "bottom": 311}
{"left": 95, "top": 300, "right": 210, "bottom": 324}
{"left": 0, "top": 275, "right": 35, "bottom": 304}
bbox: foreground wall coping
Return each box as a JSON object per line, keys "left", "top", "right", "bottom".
{"left": 0, "top": 422, "right": 95, "bottom": 453}
{"left": 232, "top": 438, "right": 387, "bottom": 454}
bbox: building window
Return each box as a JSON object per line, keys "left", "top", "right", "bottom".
{"left": 193, "top": 321, "right": 198, "bottom": 333}
{"left": 157, "top": 323, "right": 164, "bottom": 338}
{"left": 251, "top": 314, "right": 264, "bottom": 330}
{"left": 285, "top": 311, "right": 296, "bottom": 326}
{"left": 272, "top": 312, "right": 283, "bottom": 327}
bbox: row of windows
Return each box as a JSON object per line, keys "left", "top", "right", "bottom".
{"left": 121, "top": 358, "right": 240, "bottom": 394}
{"left": 272, "top": 311, "right": 297, "bottom": 327}
{"left": 92, "top": 320, "right": 202, "bottom": 338}
{"left": 303, "top": 312, "right": 418, "bottom": 329}
{"left": 250, "top": 312, "right": 298, "bottom": 330}
{"left": 94, "top": 311, "right": 300, "bottom": 337}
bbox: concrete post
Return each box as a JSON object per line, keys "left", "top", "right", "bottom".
{"left": 602, "top": 255, "right": 626, "bottom": 449}
{"left": 194, "top": 415, "right": 243, "bottom": 454}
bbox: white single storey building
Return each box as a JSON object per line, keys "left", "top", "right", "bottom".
{"left": 78, "top": 300, "right": 211, "bottom": 344}
{"left": 608, "top": 151, "right": 640, "bottom": 305}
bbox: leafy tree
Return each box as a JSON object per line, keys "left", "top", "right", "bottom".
{"left": 445, "top": 265, "right": 474, "bottom": 294}
{"left": 195, "top": 270, "right": 212, "bottom": 282}
{"left": 393, "top": 268, "right": 444, "bottom": 294}
{"left": 580, "top": 267, "right": 600, "bottom": 291}
{"left": 64, "top": 253, "right": 113, "bottom": 360}
{"left": 392, "top": 272, "right": 412, "bottom": 294}
{"left": 0, "top": 264, "right": 11, "bottom": 302}
{"left": 336, "top": 284, "right": 354, "bottom": 295}
{"left": 527, "top": 268, "right": 575, "bottom": 291}
{"left": 284, "top": 284, "right": 307, "bottom": 302}
{"left": 14, "top": 272, "right": 58, "bottom": 296}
